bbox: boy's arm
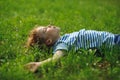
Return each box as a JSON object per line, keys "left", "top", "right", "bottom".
{"left": 39, "top": 50, "right": 65, "bottom": 65}
{"left": 25, "top": 50, "right": 65, "bottom": 72}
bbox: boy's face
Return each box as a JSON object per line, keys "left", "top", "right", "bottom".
{"left": 36, "top": 26, "right": 60, "bottom": 44}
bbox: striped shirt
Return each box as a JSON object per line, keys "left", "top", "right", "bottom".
{"left": 52, "top": 29, "right": 115, "bottom": 53}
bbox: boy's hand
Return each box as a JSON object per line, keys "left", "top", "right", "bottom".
{"left": 24, "top": 50, "right": 65, "bottom": 72}
{"left": 24, "top": 62, "right": 41, "bottom": 72}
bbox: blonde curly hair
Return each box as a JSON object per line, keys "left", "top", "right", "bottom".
{"left": 26, "top": 27, "right": 45, "bottom": 48}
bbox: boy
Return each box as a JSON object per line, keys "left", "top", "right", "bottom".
{"left": 25, "top": 25, "right": 120, "bottom": 72}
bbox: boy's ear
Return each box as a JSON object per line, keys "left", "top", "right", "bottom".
{"left": 45, "top": 39, "right": 52, "bottom": 45}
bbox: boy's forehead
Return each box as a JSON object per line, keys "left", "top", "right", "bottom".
{"left": 37, "top": 27, "right": 44, "bottom": 30}
{"left": 37, "top": 27, "right": 45, "bottom": 32}
{"left": 36, "top": 27, "right": 45, "bottom": 36}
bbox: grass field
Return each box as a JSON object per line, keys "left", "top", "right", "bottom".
{"left": 0, "top": 0, "right": 120, "bottom": 80}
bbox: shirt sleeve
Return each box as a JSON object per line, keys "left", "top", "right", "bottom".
{"left": 53, "top": 43, "right": 68, "bottom": 54}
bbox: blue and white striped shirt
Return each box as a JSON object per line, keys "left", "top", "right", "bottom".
{"left": 52, "top": 29, "right": 115, "bottom": 53}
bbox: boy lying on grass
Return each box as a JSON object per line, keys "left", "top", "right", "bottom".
{"left": 25, "top": 25, "right": 120, "bottom": 72}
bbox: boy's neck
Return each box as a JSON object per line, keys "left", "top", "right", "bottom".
{"left": 49, "top": 36, "right": 60, "bottom": 47}
{"left": 53, "top": 36, "right": 60, "bottom": 44}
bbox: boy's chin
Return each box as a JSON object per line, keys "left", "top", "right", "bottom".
{"left": 56, "top": 27, "right": 60, "bottom": 31}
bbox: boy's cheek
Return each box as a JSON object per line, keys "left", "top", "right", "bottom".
{"left": 47, "top": 29, "right": 55, "bottom": 35}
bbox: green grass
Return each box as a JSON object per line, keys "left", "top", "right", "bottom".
{"left": 0, "top": 0, "right": 120, "bottom": 80}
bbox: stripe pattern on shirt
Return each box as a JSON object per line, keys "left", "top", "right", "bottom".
{"left": 53, "top": 29, "right": 115, "bottom": 52}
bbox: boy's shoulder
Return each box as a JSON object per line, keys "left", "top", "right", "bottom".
{"left": 53, "top": 29, "right": 86, "bottom": 46}
{"left": 52, "top": 29, "right": 86, "bottom": 53}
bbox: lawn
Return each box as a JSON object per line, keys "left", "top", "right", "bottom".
{"left": 0, "top": 0, "right": 120, "bottom": 80}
